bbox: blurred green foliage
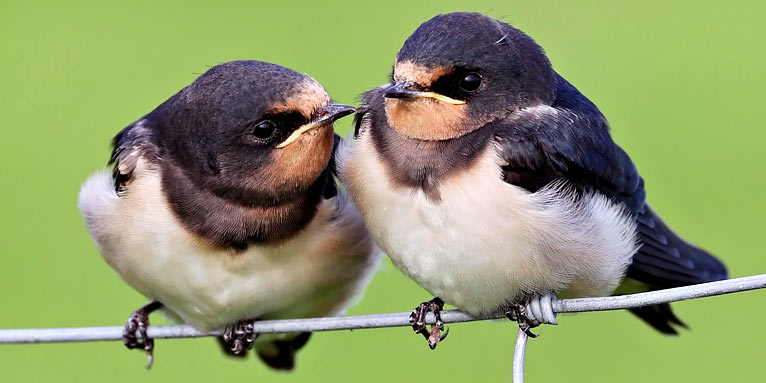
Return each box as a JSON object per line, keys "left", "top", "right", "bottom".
{"left": 1, "top": 0, "right": 764, "bottom": 382}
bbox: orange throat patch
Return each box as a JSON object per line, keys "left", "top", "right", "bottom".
{"left": 384, "top": 98, "right": 471, "bottom": 140}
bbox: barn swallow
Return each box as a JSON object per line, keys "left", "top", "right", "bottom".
{"left": 78, "top": 60, "right": 380, "bottom": 368}
{"left": 339, "top": 12, "right": 727, "bottom": 348}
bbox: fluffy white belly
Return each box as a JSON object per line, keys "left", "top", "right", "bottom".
{"left": 78, "top": 168, "right": 379, "bottom": 330}
{"left": 340, "top": 134, "right": 637, "bottom": 316}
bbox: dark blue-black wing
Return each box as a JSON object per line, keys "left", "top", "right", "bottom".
{"left": 630, "top": 205, "right": 727, "bottom": 288}
{"left": 492, "top": 74, "right": 727, "bottom": 333}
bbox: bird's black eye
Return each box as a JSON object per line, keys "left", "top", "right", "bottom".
{"left": 252, "top": 120, "right": 276, "bottom": 139}
{"left": 459, "top": 73, "right": 482, "bottom": 92}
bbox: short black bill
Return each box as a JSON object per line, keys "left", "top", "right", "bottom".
{"left": 383, "top": 82, "right": 425, "bottom": 100}
{"left": 310, "top": 103, "right": 356, "bottom": 126}
{"left": 277, "top": 103, "right": 355, "bottom": 148}
{"left": 384, "top": 82, "right": 465, "bottom": 105}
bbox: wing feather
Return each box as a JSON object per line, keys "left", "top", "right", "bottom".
{"left": 493, "top": 74, "right": 727, "bottom": 332}
{"left": 108, "top": 119, "right": 157, "bottom": 194}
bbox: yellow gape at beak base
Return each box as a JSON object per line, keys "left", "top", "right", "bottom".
{"left": 276, "top": 123, "right": 320, "bottom": 148}
{"left": 419, "top": 92, "right": 466, "bottom": 105}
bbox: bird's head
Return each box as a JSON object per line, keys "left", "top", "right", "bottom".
{"left": 384, "top": 12, "right": 556, "bottom": 141}
{"left": 154, "top": 60, "right": 353, "bottom": 204}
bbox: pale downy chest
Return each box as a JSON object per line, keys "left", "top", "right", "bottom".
{"left": 339, "top": 133, "right": 637, "bottom": 316}
{"left": 78, "top": 168, "right": 378, "bottom": 330}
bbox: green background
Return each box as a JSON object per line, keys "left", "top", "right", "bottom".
{"left": 1, "top": 0, "right": 764, "bottom": 382}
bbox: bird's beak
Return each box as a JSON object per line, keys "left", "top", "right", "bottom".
{"left": 277, "top": 103, "right": 355, "bottom": 148}
{"left": 383, "top": 82, "right": 466, "bottom": 105}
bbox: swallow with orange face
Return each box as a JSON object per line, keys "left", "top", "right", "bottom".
{"left": 78, "top": 60, "right": 380, "bottom": 368}
{"left": 339, "top": 12, "right": 727, "bottom": 348}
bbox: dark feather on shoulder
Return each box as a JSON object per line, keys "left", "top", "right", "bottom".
{"left": 108, "top": 119, "right": 158, "bottom": 195}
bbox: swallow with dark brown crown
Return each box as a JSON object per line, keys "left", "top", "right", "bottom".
{"left": 338, "top": 12, "right": 727, "bottom": 348}
{"left": 78, "top": 60, "right": 381, "bottom": 369}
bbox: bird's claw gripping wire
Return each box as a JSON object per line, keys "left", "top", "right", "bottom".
{"left": 221, "top": 319, "right": 259, "bottom": 355}
{"left": 409, "top": 297, "right": 449, "bottom": 349}
{"left": 505, "top": 293, "right": 558, "bottom": 338}
{"left": 123, "top": 300, "right": 162, "bottom": 369}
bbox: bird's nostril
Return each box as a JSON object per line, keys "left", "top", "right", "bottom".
{"left": 404, "top": 82, "right": 421, "bottom": 91}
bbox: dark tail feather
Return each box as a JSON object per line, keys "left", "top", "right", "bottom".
{"left": 255, "top": 332, "right": 312, "bottom": 371}
{"left": 625, "top": 205, "right": 727, "bottom": 334}
{"left": 629, "top": 205, "right": 728, "bottom": 288}
{"left": 628, "top": 303, "right": 688, "bottom": 335}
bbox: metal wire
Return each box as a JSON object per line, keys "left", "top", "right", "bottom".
{"left": 1, "top": 274, "right": 764, "bottom": 382}
{"left": 513, "top": 328, "right": 528, "bottom": 383}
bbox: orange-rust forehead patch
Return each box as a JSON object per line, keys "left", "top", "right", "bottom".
{"left": 270, "top": 77, "right": 330, "bottom": 118}
{"left": 394, "top": 61, "right": 453, "bottom": 88}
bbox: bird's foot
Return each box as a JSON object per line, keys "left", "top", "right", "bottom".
{"left": 505, "top": 293, "right": 558, "bottom": 338}
{"left": 123, "top": 300, "right": 162, "bottom": 369}
{"left": 221, "top": 319, "right": 259, "bottom": 355}
{"left": 409, "top": 297, "right": 449, "bottom": 350}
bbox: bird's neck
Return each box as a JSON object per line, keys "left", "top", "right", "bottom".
{"left": 369, "top": 120, "right": 494, "bottom": 201}
{"left": 160, "top": 162, "right": 331, "bottom": 250}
